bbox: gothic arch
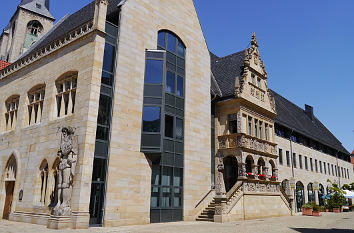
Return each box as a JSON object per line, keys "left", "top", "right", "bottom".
{"left": 1, "top": 150, "right": 21, "bottom": 219}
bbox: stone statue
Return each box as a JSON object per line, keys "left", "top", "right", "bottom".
{"left": 215, "top": 153, "right": 226, "bottom": 197}
{"left": 52, "top": 127, "right": 78, "bottom": 216}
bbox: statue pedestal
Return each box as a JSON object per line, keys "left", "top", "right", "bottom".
{"left": 47, "top": 215, "right": 72, "bottom": 229}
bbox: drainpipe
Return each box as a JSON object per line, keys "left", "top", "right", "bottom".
{"left": 335, "top": 150, "right": 340, "bottom": 187}
{"left": 288, "top": 129, "right": 295, "bottom": 213}
{"left": 289, "top": 129, "right": 295, "bottom": 178}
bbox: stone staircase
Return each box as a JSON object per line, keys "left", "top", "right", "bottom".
{"left": 196, "top": 198, "right": 217, "bottom": 222}
{"left": 196, "top": 181, "right": 244, "bottom": 222}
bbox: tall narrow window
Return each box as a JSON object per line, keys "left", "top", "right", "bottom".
{"left": 319, "top": 161, "right": 322, "bottom": 173}
{"left": 28, "top": 85, "right": 45, "bottom": 125}
{"left": 328, "top": 163, "right": 330, "bottom": 175}
{"left": 254, "top": 119, "right": 258, "bottom": 138}
{"left": 286, "top": 151, "right": 290, "bottom": 167}
{"left": 165, "top": 115, "right": 174, "bottom": 138}
{"left": 299, "top": 155, "right": 303, "bottom": 169}
{"left": 310, "top": 158, "right": 313, "bottom": 171}
{"left": 305, "top": 156, "right": 308, "bottom": 170}
{"left": 228, "top": 114, "right": 238, "bottom": 134}
{"left": 265, "top": 124, "right": 269, "bottom": 140}
{"left": 56, "top": 72, "right": 77, "bottom": 117}
{"left": 293, "top": 153, "right": 296, "bottom": 168}
{"left": 331, "top": 164, "right": 334, "bottom": 176}
{"left": 5, "top": 95, "right": 20, "bottom": 131}
{"left": 279, "top": 149, "right": 283, "bottom": 165}
{"left": 259, "top": 121, "right": 263, "bottom": 139}
{"left": 257, "top": 78, "right": 261, "bottom": 88}
{"left": 39, "top": 161, "right": 48, "bottom": 204}
{"left": 166, "top": 71, "right": 175, "bottom": 94}
{"left": 324, "top": 162, "right": 326, "bottom": 174}
{"left": 248, "top": 117, "right": 252, "bottom": 135}
{"left": 315, "top": 159, "right": 318, "bottom": 172}
{"left": 176, "top": 118, "right": 183, "bottom": 140}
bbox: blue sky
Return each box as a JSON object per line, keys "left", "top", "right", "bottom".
{"left": 1, "top": 0, "right": 353, "bottom": 152}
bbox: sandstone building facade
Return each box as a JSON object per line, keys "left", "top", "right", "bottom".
{"left": 0, "top": 0, "right": 352, "bottom": 229}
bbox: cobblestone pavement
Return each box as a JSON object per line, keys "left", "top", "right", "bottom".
{"left": 1, "top": 212, "right": 354, "bottom": 233}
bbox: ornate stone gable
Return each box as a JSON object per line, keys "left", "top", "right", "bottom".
{"left": 235, "top": 33, "right": 276, "bottom": 115}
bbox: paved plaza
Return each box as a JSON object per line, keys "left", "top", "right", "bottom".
{"left": 1, "top": 212, "right": 354, "bottom": 233}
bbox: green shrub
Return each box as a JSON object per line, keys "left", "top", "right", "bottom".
{"left": 302, "top": 202, "right": 313, "bottom": 209}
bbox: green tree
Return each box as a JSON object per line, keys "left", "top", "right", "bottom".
{"left": 327, "top": 179, "right": 346, "bottom": 209}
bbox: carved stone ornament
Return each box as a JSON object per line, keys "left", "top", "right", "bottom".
{"left": 52, "top": 127, "right": 78, "bottom": 216}
{"left": 215, "top": 153, "right": 226, "bottom": 197}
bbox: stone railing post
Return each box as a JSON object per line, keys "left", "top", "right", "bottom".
{"left": 214, "top": 152, "right": 227, "bottom": 223}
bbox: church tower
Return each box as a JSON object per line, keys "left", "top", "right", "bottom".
{"left": 0, "top": 0, "right": 54, "bottom": 62}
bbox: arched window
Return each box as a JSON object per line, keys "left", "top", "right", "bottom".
{"left": 4, "top": 155, "right": 17, "bottom": 181}
{"left": 49, "top": 158, "right": 60, "bottom": 207}
{"left": 307, "top": 183, "right": 314, "bottom": 202}
{"left": 318, "top": 184, "right": 324, "bottom": 206}
{"left": 55, "top": 71, "right": 78, "bottom": 117}
{"left": 5, "top": 95, "right": 20, "bottom": 131}
{"left": 257, "top": 157, "right": 266, "bottom": 176}
{"left": 223, "top": 156, "right": 238, "bottom": 192}
{"left": 157, "top": 30, "right": 185, "bottom": 97}
{"left": 281, "top": 179, "right": 289, "bottom": 192}
{"left": 269, "top": 159, "right": 277, "bottom": 180}
{"left": 28, "top": 84, "right": 45, "bottom": 125}
{"left": 295, "top": 181, "right": 304, "bottom": 212}
{"left": 245, "top": 155, "right": 254, "bottom": 174}
{"left": 27, "top": 20, "right": 43, "bottom": 36}
{"left": 39, "top": 160, "right": 48, "bottom": 204}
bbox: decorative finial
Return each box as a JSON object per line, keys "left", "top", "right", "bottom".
{"left": 251, "top": 32, "right": 258, "bottom": 47}
{"left": 235, "top": 76, "right": 241, "bottom": 97}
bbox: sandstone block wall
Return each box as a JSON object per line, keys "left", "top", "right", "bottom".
{"left": 0, "top": 29, "right": 106, "bottom": 229}
{"left": 104, "top": 0, "right": 211, "bottom": 226}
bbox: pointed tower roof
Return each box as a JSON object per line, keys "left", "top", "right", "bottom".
{"left": 19, "top": 0, "right": 54, "bottom": 20}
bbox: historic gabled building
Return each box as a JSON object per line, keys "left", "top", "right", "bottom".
{"left": 0, "top": 0, "right": 54, "bottom": 62}
{"left": 0, "top": 0, "right": 352, "bottom": 230}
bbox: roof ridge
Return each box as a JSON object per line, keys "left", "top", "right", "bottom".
{"left": 270, "top": 89, "right": 308, "bottom": 114}
{"left": 213, "top": 49, "right": 245, "bottom": 61}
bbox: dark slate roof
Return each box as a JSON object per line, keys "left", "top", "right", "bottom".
{"left": 270, "top": 89, "right": 349, "bottom": 154}
{"left": 210, "top": 50, "right": 245, "bottom": 97}
{"left": 19, "top": 0, "right": 54, "bottom": 20}
{"left": 19, "top": 0, "right": 123, "bottom": 61}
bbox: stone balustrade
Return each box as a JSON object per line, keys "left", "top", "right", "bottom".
{"left": 218, "top": 133, "right": 277, "bottom": 157}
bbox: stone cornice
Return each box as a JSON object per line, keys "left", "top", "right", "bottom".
{"left": 0, "top": 20, "right": 95, "bottom": 80}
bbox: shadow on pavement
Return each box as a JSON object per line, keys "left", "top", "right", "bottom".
{"left": 291, "top": 228, "right": 354, "bottom": 233}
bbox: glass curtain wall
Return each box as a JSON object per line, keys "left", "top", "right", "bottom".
{"left": 142, "top": 30, "right": 186, "bottom": 223}
{"left": 89, "top": 19, "right": 119, "bottom": 226}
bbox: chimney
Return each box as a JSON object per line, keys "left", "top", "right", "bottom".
{"left": 93, "top": 0, "right": 108, "bottom": 32}
{"left": 305, "top": 104, "right": 314, "bottom": 121}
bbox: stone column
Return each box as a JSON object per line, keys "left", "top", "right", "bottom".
{"left": 214, "top": 153, "right": 227, "bottom": 223}
{"left": 252, "top": 164, "right": 258, "bottom": 176}
{"left": 238, "top": 163, "right": 246, "bottom": 179}
{"left": 304, "top": 186, "right": 308, "bottom": 204}
{"left": 263, "top": 166, "right": 269, "bottom": 177}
